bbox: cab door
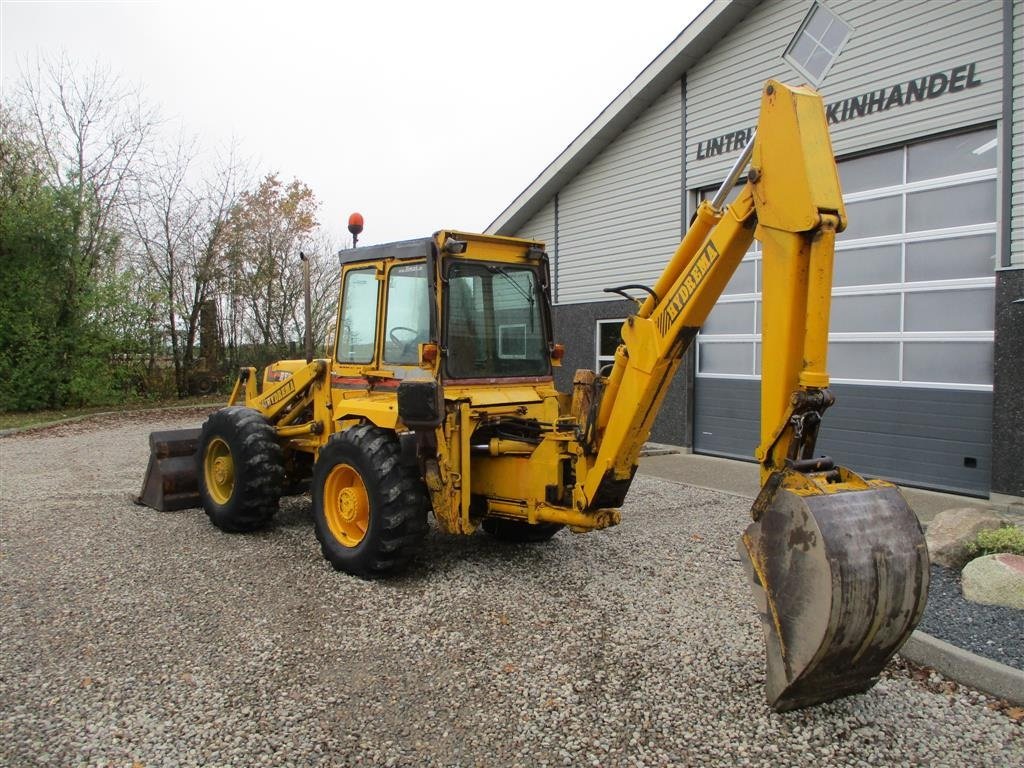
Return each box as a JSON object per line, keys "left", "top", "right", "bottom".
{"left": 333, "top": 262, "right": 382, "bottom": 394}
{"left": 380, "top": 260, "right": 431, "bottom": 375}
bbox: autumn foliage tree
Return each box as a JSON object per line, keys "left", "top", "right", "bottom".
{"left": 225, "top": 173, "right": 322, "bottom": 363}
{"left": 1, "top": 54, "right": 343, "bottom": 410}
{"left": 128, "top": 136, "right": 245, "bottom": 395}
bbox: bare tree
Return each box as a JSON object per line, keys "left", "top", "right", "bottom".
{"left": 127, "top": 135, "right": 248, "bottom": 394}
{"left": 127, "top": 132, "right": 199, "bottom": 394}
{"left": 15, "top": 52, "right": 160, "bottom": 281}
{"left": 11, "top": 52, "right": 161, "bottom": 387}
{"left": 182, "top": 142, "right": 248, "bottom": 373}
{"left": 7, "top": 53, "right": 337, "bottom": 399}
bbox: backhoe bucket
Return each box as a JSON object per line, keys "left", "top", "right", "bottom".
{"left": 739, "top": 468, "right": 929, "bottom": 712}
{"left": 135, "top": 429, "right": 202, "bottom": 512}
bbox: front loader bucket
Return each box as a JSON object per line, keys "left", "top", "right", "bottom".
{"left": 739, "top": 468, "right": 929, "bottom": 712}
{"left": 135, "top": 429, "right": 202, "bottom": 512}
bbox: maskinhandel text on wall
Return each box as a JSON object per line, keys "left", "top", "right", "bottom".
{"left": 694, "top": 62, "right": 982, "bottom": 161}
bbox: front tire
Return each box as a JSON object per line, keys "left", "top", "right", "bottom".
{"left": 312, "top": 424, "right": 428, "bottom": 577}
{"left": 197, "top": 407, "right": 284, "bottom": 532}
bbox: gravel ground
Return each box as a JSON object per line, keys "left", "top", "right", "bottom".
{"left": 920, "top": 564, "right": 1024, "bottom": 670}
{"left": 1, "top": 410, "right": 1021, "bottom": 768}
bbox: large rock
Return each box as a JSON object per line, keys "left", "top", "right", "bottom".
{"left": 925, "top": 507, "right": 1007, "bottom": 569}
{"left": 961, "top": 554, "right": 1024, "bottom": 609}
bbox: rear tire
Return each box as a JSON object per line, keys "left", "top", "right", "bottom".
{"left": 312, "top": 424, "right": 428, "bottom": 577}
{"left": 482, "top": 518, "right": 563, "bottom": 543}
{"left": 197, "top": 407, "right": 284, "bottom": 532}
{"left": 191, "top": 374, "right": 215, "bottom": 396}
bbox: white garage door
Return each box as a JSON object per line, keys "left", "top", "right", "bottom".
{"left": 694, "top": 126, "right": 997, "bottom": 495}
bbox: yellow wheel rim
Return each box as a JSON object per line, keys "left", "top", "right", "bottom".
{"left": 323, "top": 463, "right": 369, "bottom": 547}
{"left": 204, "top": 437, "right": 235, "bottom": 506}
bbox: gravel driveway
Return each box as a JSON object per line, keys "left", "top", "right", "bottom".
{"left": 1, "top": 409, "right": 1021, "bottom": 767}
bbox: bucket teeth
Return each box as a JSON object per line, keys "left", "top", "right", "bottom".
{"left": 739, "top": 469, "right": 929, "bottom": 712}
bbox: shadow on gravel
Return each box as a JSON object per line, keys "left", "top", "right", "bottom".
{"left": 407, "top": 527, "right": 577, "bottom": 579}
{"left": 269, "top": 496, "right": 314, "bottom": 529}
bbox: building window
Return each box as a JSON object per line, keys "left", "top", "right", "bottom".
{"left": 695, "top": 126, "right": 997, "bottom": 390}
{"left": 596, "top": 319, "right": 625, "bottom": 374}
{"left": 784, "top": 2, "right": 851, "bottom": 85}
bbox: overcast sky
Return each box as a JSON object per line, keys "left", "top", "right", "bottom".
{"left": 1, "top": 0, "right": 710, "bottom": 247}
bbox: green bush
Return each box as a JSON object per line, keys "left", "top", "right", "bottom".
{"left": 966, "top": 526, "right": 1024, "bottom": 559}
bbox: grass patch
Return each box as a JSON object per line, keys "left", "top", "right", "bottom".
{"left": 967, "top": 526, "right": 1024, "bottom": 559}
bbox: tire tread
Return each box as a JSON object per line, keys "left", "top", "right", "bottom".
{"left": 312, "top": 424, "right": 428, "bottom": 577}
{"left": 197, "top": 406, "right": 284, "bottom": 532}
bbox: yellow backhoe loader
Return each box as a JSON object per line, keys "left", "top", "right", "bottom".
{"left": 137, "top": 80, "right": 929, "bottom": 712}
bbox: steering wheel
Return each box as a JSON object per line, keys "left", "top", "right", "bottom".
{"left": 389, "top": 326, "right": 419, "bottom": 344}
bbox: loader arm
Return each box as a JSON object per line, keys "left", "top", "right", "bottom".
{"left": 578, "top": 80, "right": 928, "bottom": 711}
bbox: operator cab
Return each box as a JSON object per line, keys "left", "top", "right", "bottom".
{"left": 334, "top": 232, "right": 556, "bottom": 382}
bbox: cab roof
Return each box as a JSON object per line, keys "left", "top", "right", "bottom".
{"left": 337, "top": 237, "right": 433, "bottom": 266}
{"left": 336, "top": 231, "right": 545, "bottom": 266}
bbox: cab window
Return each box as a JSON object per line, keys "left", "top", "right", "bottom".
{"left": 445, "top": 261, "right": 549, "bottom": 378}
{"left": 383, "top": 262, "right": 430, "bottom": 365}
{"left": 336, "top": 267, "right": 379, "bottom": 364}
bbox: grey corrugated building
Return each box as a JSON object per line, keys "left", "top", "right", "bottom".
{"left": 487, "top": 0, "right": 1023, "bottom": 501}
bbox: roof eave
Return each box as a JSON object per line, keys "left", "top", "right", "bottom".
{"left": 486, "top": 0, "right": 762, "bottom": 236}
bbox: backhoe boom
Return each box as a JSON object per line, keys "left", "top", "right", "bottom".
{"left": 582, "top": 81, "right": 848, "bottom": 506}
{"left": 576, "top": 81, "right": 928, "bottom": 711}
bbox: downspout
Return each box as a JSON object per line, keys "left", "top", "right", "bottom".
{"left": 553, "top": 193, "right": 560, "bottom": 304}
{"left": 1001, "top": 0, "right": 1014, "bottom": 269}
